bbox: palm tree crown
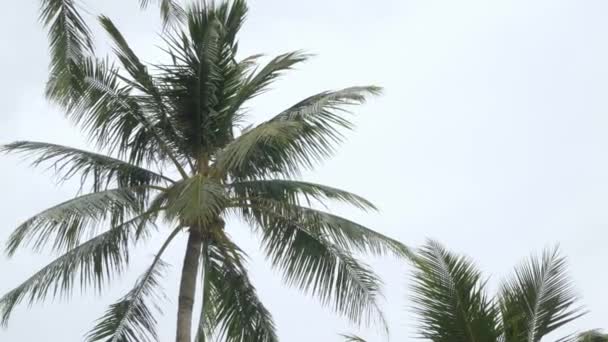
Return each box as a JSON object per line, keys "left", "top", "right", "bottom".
{"left": 410, "top": 241, "right": 588, "bottom": 342}
{"left": 1, "top": 1, "right": 409, "bottom": 341}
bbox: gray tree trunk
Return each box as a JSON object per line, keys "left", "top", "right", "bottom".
{"left": 176, "top": 229, "right": 203, "bottom": 342}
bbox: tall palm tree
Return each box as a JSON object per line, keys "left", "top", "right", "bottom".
{"left": 1, "top": 1, "right": 409, "bottom": 341}
{"left": 343, "top": 242, "right": 605, "bottom": 342}
{"left": 410, "top": 241, "right": 586, "bottom": 342}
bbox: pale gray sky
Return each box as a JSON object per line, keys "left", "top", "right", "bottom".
{"left": 1, "top": 0, "right": 607, "bottom": 341}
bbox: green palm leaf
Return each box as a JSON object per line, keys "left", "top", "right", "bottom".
{"left": 339, "top": 334, "right": 368, "bottom": 342}
{"left": 411, "top": 240, "right": 501, "bottom": 342}
{"left": 85, "top": 226, "right": 181, "bottom": 342}
{"left": 499, "top": 247, "right": 585, "bottom": 342}
{"left": 228, "top": 51, "right": 310, "bottom": 114}
{"left": 230, "top": 179, "right": 377, "bottom": 211}
{"left": 41, "top": 0, "right": 94, "bottom": 102}
{"left": 215, "top": 86, "right": 382, "bottom": 179}
{"left": 98, "top": 17, "right": 187, "bottom": 173}
{"left": 197, "top": 235, "right": 278, "bottom": 342}
{"left": 246, "top": 208, "right": 387, "bottom": 330}
{"left": 575, "top": 330, "right": 608, "bottom": 342}
{"left": 5, "top": 188, "right": 146, "bottom": 256}
{"left": 2, "top": 141, "right": 173, "bottom": 190}
{"left": 0, "top": 213, "right": 152, "bottom": 326}
{"left": 236, "top": 198, "right": 409, "bottom": 258}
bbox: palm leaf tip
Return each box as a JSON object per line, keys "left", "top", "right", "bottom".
{"left": 85, "top": 227, "right": 180, "bottom": 342}
{"left": 340, "top": 333, "right": 369, "bottom": 342}
{"left": 251, "top": 209, "right": 388, "bottom": 330}
{"left": 500, "top": 246, "right": 586, "bottom": 342}
{"left": 40, "top": 0, "right": 95, "bottom": 102}
{"left": 200, "top": 238, "right": 279, "bottom": 342}
{"left": 411, "top": 240, "right": 501, "bottom": 341}
{"left": 85, "top": 260, "right": 168, "bottom": 342}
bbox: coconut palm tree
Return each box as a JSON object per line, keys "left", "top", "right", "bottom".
{"left": 343, "top": 242, "right": 604, "bottom": 342}
{"left": 1, "top": 1, "right": 409, "bottom": 341}
{"left": 410, "top": 240, "right": 586, "bottom": 342}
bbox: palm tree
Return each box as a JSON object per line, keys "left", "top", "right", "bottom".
{"left": 1, "top": 1, "right": 409, "bottom": 341}
{"left": 410, "top": 240, "right": 587, "bottom": 342}
{"left": 343, "top": 242, "right": 605, "bottom": 342}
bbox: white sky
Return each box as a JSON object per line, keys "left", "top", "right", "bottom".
{"left": 1, "top": 0, "right": 607, "bottom": 341}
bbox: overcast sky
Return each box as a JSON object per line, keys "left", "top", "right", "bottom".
{"left": 1, "top": 0, "right": 607, "bottom": 341}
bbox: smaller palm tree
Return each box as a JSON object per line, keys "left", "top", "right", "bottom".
{"left": 411, "top": 240, "right": 588, "bottom": 342}
{"left": 343, "top": 241, "right": 605, "bottom": 342}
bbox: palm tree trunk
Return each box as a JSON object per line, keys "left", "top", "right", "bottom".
{"left": 194, "top": 242, "right": 210, "bottom": 342}
{"left": 176, "top": 228, "right": 203, "bottom": 342}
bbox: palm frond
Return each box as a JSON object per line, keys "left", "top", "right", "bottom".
{"left": 230, "top": 179, "right": 377, "bottom": 211}
{"left": 215, "top": 86, "right": 382, "bottom": 179}
{"left": 85, "top": 226, "right": 181, "bottom": 342}
{"left": 99, "top": 16, "right": 160, "bottom": 98}
{"left": 213, "top": 119, "right": 305, "bottom": 178}
{"left": 339, "top": 333, "right": 369, "bottom": 342}
{"left": 228, "top": 51, "right": 310, "bottom": 114}
{"left": 499, "top": 247, "right": 585, "bottom": 342}
{"left": 411, "top": 240, "right": 501, "bottom": 342}
{"left": 5, "top": 188, "right": 147, "bottom": 256}
{"left": 197, "top": 234, "right": 278, "bottom": 342}
{"left": 2, "top": 141, "right": 174, "bottom": 190}
{"left": 0, "top": 213, "right": 152, "bottom": 326}
{"left": 294, "top": 206, "right": 410, "bottom": 258}
{"left": 53, "top": 56, "right": 162, "bottom": 166}
{"left": 41, "top": 0, "right": 94, "bottom": 102}
{"left": 213, "top": 0, "right": 248, "bottom": 45}
{"left": 99, "top": 17, "right": 188, "bottom": 174}
{"left": 244, "top": 208, "right": 387, "bottom": 330}
{"left": 575, "top": 330, "right": 608, "bottom": 342}
{"left": 236, "top": 199, "right": 410, "bottom": 258}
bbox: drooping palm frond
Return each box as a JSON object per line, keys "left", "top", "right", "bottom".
{"left": 85, "top": 226, "right": 181, "bottom": 342}
{"left": 197, "top": 235, "right": 278, "bottom": 342}
{"left": 54, "top": 56, "right": 168, "bottom": 167}
{"left": 292, "top": 207, "right": 410, "bottom": 258}
{"left": 214, "top": 86, "right": 382, "bottom": 180}
{"left": 5, "top": 188, "right": 146, "bottom": 256}
{"left": 2, "top": 141, "right": 173, "bottom": 190}
{"left": 245, "top": 208, "right": 387, "bottom": 330}
{"left": 235, "top": 198, "right": 409, "bottom": 258}
{"left": 41, "top": 0, "right": 94, "bottom": 102}
{"left": 0, "top": 213, "right": 153, "bottom": 326}
{"left": 230, "top": 179, "right": 377, "bottom": 211}
{"left": 98, "top": 17, "right": 188, "bottom": 174}
{"left": 339, "top": 333, "right": 369, "bottom": 342}
{"left": 574, "top": 330, "right": 608, "bottom": 342}
{"left": 499, "top": 247, "right": 585, "bottom": 342}
{"left": 411, "top": 240, "right": 501, "bottom": 342}
{"left": 228, "top": 51, "right": 310, "bottom": 114}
